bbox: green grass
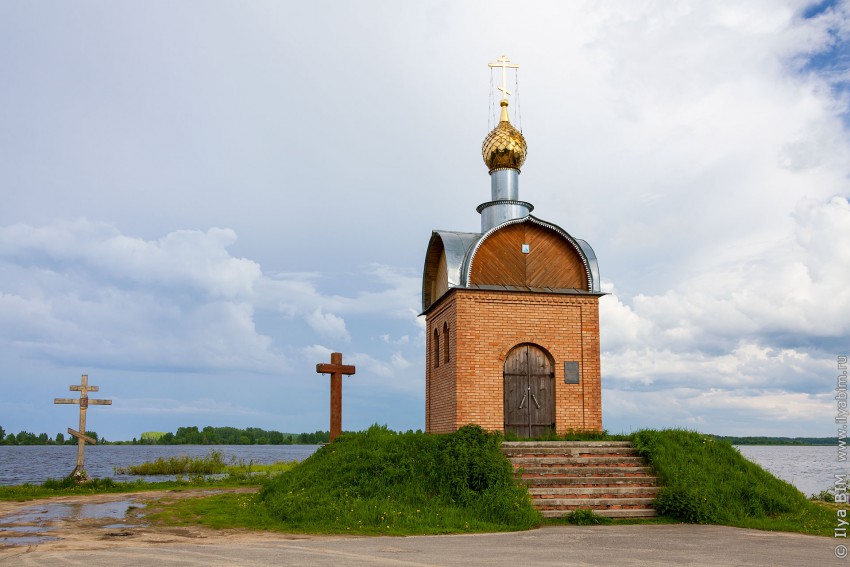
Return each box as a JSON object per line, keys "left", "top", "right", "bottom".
{"left": 3, "top": 425, "right": 539, "bottom": 535}
{"left": 148, "top": 425, "right": 541, "bottom": 535}
{"left": 115, "top": 450, "right": 228, "bottom": 475}
{"left": 224, "top": 460, "right": 297, "bottom": 477}
{"left": 0, "top": 477, "right": 130, "bottom": 500}
{"left": 144, "top": 492, "right": 285, "bottom": 531}
{"left": 632, "top": 429, "right": 834, "bottom": 536}
{"left": 0, "top": 453, "right": 298, "bottom": 502}
{"left": 111, "top": 449, "right": 297, "bottom": 479}
{"left": 256, "top": 424, "right": 540, "bottom": 534}
{"left": 558, "top": 509, "right": 613, "bottom": 525}
{"left": 4, "top": 426, "right": 835, "bottom": 538}
{"left": 0, "top": 476, "right": 260, "bottom": 501}
{"left": 0, "top": 463, "right": 298, "bottom": 502}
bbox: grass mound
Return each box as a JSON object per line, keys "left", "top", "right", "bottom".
{"left": 258, "top": 424, "right": 540, "bottom": 534}
{"left": 633, "top": 429, "right": 833, "bottom": 533}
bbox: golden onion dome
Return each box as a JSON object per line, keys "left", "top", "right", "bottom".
{"left": 482, "top": 100, "right": 527, "bottom": 173}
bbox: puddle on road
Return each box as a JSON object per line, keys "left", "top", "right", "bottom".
{"left": 102, "top": 522, "right": 147, "bottom": 529}
{"left": 1, "top": 526, "right": 45, "bottom": 533}
{"left": 0, "top": 499, "right": 146, "bottom": 547}
{"left": 0, "top": 535, "right": 60, "bottom": 546}
{"left": 1, "top": 500, "right": 144, "bottom": 525}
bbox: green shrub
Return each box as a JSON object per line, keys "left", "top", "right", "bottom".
{"left": 115, "top": 450, "right": 226, "bottom": 475}
{"left": 564, "top": 509, "right": 612, "bottom": 525}
{"left": 654, "top": 486, "right": 719, "bottom": 524}
{"left": 811, "top": 489, "right": 835, "bottom": 503}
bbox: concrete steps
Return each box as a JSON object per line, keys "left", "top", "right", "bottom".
{"left": 503, "top": 441, "right": 658, "bottom": 518}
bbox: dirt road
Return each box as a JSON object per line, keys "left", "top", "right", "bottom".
{"left": 0, "top": 490, "right": 840, "bottom": 566}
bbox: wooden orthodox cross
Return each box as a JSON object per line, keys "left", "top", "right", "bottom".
{"left": 315, "top": 352, "right": 356, "bottom": 442}
{"left": 54, "top": 374, "right": 112, "bottom": 480}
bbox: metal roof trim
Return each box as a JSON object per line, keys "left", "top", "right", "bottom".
{"left": 465, "top": 284, "right": 606, "bottom": 296}
{"left": 475, "top": 199, "right": 535, "bottom": 214}
{"left": 575, "top": 238, "right": 601, "bottom": 293}
{"left": 422, "top": 230, "right": 482, "bottom": 311}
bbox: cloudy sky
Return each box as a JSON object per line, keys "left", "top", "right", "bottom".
{"left": 1, "top": 1, "right": 848, "bottom": 440}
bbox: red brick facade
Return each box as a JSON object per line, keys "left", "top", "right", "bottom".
{"left": 425, "top": 287, "right": 602, "bottom": 435}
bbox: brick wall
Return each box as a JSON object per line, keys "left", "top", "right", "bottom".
{"left": 425, "top": 295, "right": 458, "bottom": 433}
{"left": 425, "top": 288, "right": 602, "bottom": 434}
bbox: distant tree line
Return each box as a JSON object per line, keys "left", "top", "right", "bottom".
{"left": 0, "top": 425, "right": 99, "bottom": 445}
{"left": 135, "top": 426, "right": 329, "bottom": 445}
{"left": 4, "top": 425, "right": 832, "bottom": 447}
{"left": 714, "top": 435, "right": 838, "bottom": 445}
{"left": 0, "top": 424, "right": 328, "bottom": 445}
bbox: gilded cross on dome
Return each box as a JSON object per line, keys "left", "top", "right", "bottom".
{"left": 488, "top": 55, "right": 519, "bottom": 102}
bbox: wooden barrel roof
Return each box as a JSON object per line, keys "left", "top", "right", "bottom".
{"left": 421, "top": 216, "right": 600, "bottom": 313}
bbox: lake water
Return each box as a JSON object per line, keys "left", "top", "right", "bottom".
{"left": 735, "top": 445, "right": 846, "bottom": 497}
{"left": 0, "top": 444, "right": 321, "bottom": 485}
{"left": 0, "top": 444, "right": 845, "bottom": 496}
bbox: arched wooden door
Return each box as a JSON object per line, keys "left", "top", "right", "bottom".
{"left": 504, "top": 344, "right": 555, "bottom": 437}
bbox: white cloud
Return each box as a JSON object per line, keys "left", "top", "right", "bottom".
{"left": 604, "top": 342, "right": 824, "bottom": 391}
{"left": 304, "top": 345, "right": 413, "bottom": 380}
{"left": 302, "top": 344, "right": 334, "bottom": 362}
{"left": 305, "top": 307, "right": 350, "bottom": 342}
{"left": 603, "top": 195, "right": 850, "bottom": 353}
{"left": 599, "top": 282, "right": 653, "bottom": 352}
{"left": 603, "top": 387, "right": 831, "bottom": 436}
{"left": 302, "top": 344, "right": 419, "bottom": 396}
{"left": 0, "top": 221, "right": 423, "bottom": 375}
{"left": 525, "top": 2, "right": 850, "bottom": 307}
{"left": 348, "top": 350, "right": 419, "bottom": 394}
{"left": 0, "top": 220, "right": 261, "bottom": 300}
{"left": 601, "top": 195, "right": 849, "bottom": 431}
{"left": 379, "top": 333, "right": 410, "bottom": 345}
{"left": 0, "top": 220, "right": 278, "bottom": 373}
{"left": 1, "top": 1, "right": 849, "bottom": 437}
{"left": 258, "top": 264, "right": 422, "bottom": 322}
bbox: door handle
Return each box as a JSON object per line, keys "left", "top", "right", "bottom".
{"left": 530, "top": 393, "right": 541, "bottom": 409}
{"left": 518, "top": 393, "right": 527, "bottom": 410}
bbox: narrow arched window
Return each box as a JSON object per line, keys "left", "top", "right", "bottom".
{"left": 443, "top": 322, "right": 450, "bottom": 363}
{"left": 433, "top": 328, "right": 440, "bottom": 368}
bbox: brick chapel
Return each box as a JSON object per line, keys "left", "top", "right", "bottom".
{"left": 421, "top": 56, "right": 604, "bottom": 437}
